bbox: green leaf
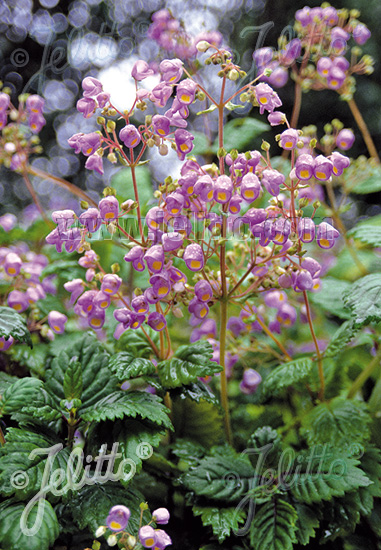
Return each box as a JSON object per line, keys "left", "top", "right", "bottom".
{"left": 113, "top": 419, "right": 164, "bottom": 473}
{"left": 112, "top": 165, "right": 153, "bottom": 205}
{"left": 310, "top": 277, "right": 352, "bottom": 318}
{"left": 284, "top": 448, "right": 371, "bottom": 504}
{"left": 324, "top": 320, "right": 360, "bottom": 357}
{"left": 115, "top": 329, "right": 157, "bottom": 358}
{"left": 212, "top": 117, "right": 269, "bottom": 152}
{"left": 300, "top": 397, "right": 371, "bottom": 449}
{"left": 0, "top": 428, "right": 71, "bottom": 500}
{"left": 294, "top": 503, "right": 320, "bottom": 546}
{"left": 182, "top": 451, "right": 254, "bottom": 503}
{"left": 348, "top": 219, "right": 381, "bottom": 248}
{"left": 250, "top": 499, "right": 298, "bottom": 550}
{"left": 63, "top": 360, "right": 83, "bottom": 400}
{"left": 193, "top": 505, "right": 245, "bottom": 542}
{"left": 108, "top": 352, "right": 156, "bottom": 381}
{"left": 191, "top": 131, "right": 212, "bottom": 156}
{"left": 0, "top": 378, "right": 43, "bottom": 418}
{"left": 196, "top": 104, "right": 217, "bottom": 115}
{"left": 0, "top": 499, "right": 59, "bottom": 550}
{"left": 0, "top": 372, "right": 18, "bottom": 394}
{"left": 225, "top": 101, "right": 245, "bottom": 111}
{"left": 157, "top": 341, "right": 222, "bottom": 389}
{"left": 80, "top": 390, "right": 172, "bottom": 429}
{"left": 0, "top": 306, "right": 32, "bottom": 347}
{"left": 172, "top": 397, "right": 224, "bottom": 448}
{"left": 9, "top": 344, "right": 48, "bottom": 376}
{"left": 263, "top": 358, "right": 313, "bottom": 396}
{"left": 68, "top": 483, "right": 150, "bottom": 534}
{"left": 343, "top": 274, "right": 381, "bottom": 327}
{"left": 349, "top": 166, "right": 381, "bottom": 194}
{"left": 171, "top": 380, "right": 220, "bottom": 406}
{"left": 41, "top": 259, "right": 82, "bottom": 278}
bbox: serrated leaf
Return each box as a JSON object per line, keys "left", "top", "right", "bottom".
{"left": 212, "top": 117, "right": 269, "bottom": 152}
{"left": 284, "top": 448, "right": 372, "bottom": 504}
{"left": 9, "top": 344, "right": 48, "bottom": 376}
{"left": 324, "top": 320, "right": 360, "bottom": 357}
{"left": 0, "top": 499, "right": 59, "bottom": 550}
{"left": 0, "top": 372, "right": 18, "bottom": 393}
{"left": 264, "top": 358, "right": 313, "bottom": 396}
{"left": 115, "top": 329, "right": 157, "bottom": 358}
{"left": 158, "top": 341, "right": 222, "bottom": 389}
{"left": 68, "top": 483, "right": 150, "bottom": 534}
{"left": 182, "top": 451, "right": 254, "bottom": 503}
{"left": 310, "top": 277, "right": 352, "bottom": 319}
{"left": 113, "top": 419, "right": 164, "bottom": 473}
{"left": 63, "top": 360, "right": 83, "bottom": 400}
{"left": 294, "top": 503, "right": 320, "bottom": 546}
{"left": 343, "top": 274, "right": 381, "bottom": 326}
{"left": 0, "top": 377, "right": 43, "bottom": 418}
{"left": 108, "top": 352, "right": 156, "bottom": 381}
{"left": 171, "top": 380, "right": 220, "bottom": 406}
{"left": 172, "top": 397, "right": 224, "bottom": 448}
{"left": 300, "top": 397, "right": 371, "bottom": 449}
{"left": 0, "top": 306, "right": 32, "bottom": 347}
{"left": 0, "top": 428, "right": 72, "bottom": 500}
{"left": 193, "top": 505, "right": 245, "bottom": 542}
{"left": 350, "top": 166, "right": 381, "bottom": 194}
{"left": 250, "top": 499, "right": 298, "bottom": 550}
{"left": 80, "top": 390, "right": 172, "bottom": 429}
{"left": 348, "top": 221, "right": 381, "bottom": 248}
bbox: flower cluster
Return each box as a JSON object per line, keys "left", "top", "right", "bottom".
{"left": 95, "top": 503, "right": 171, "bottom": 549}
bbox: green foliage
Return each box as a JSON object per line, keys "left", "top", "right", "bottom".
{"left": 300, "top": 397, "right": 371, "bottom": 449}
{"left": 310, "top": 277, "right": 351, "bottom": 318}
{"left": 172, "top": 397, "right": 224, "bottom": 448}
{"left": 294, "top": 503, "right": 320, "bottom": 546}
{"left": 263, "top": 358, "right": 313, "bottom": 396}
{"left": 250, "top": 499, "right": 298, "bottom": 550}
{"left": 324, "top": 320, "right": 360, "bottom": 357}
{"left": 112, "top": 165, "right": 153, "bottom": 205}
{"left": 0, "top": 377, "right": 43, "bottom": 418}
{"left": 212, "top": 117, "right": 269, "bottom": 152}
{"left": 113, "top": 419, "right": 164, "bottom": 473}
{"left": 0, "top": 306, "right": 32, "bottom": 346}
{"left": 349, "top": 166, "right": 381, "bottom": 194}
{"left": 0, "top": 499, "right": 59, "bottom": 550}
{"left": 343, "top": 274, "right": 381, "bottom": 326}
{"left": 157, "top": 341, "right": 222, "bottom": 389}
{"left": 193, "top": 505, "right": 246, "bottom": 542}
{"left": 348, "top": 217, "right": 381, "bottom": 248}
{"left": 108, "top": 352, "right": 156, "bottom": 380}
{"left": 63, "top": 359, "right": 83, "bottom": 400}
{"left": 9, "top": 343, "right": 48, "bottom": 376}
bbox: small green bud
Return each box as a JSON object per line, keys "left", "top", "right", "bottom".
{"left": 80, "top": 201, "right": 89, "bottom": 209}
{"left": 145, "top": 115, "right": 152, "bottom": 126}
{"left": 106, "top": 120, "right": 116, "bottom": 132}
{"left": 92, "top": 540, "right": 101, "bottom": 550}
{"left": 197, "top": 40, "right": 211, "bottom": 52}
{"left": 324, "top": 123, "right": 333, "bottom": 134}
{"left": 331, "top": 118, "right": 344, "bottom": 130}
{"left": 240, "top": 92, "right": 249, "bottom": 102}
{"left": 140, "top": 502, "right": 149, "bottom": 511}
{"left": 298, "top": 197, "right": 309, "bottom": 209}
{"left": 263, "top": 68, "right": 273, "bottom": 77}
{"left": 103, "top": 186, "right": 116, "bottom": 197}
{"left": 164, "top": 176, "right": 173, "bottom": 185}
{"left": 126, "top": 535, "right": 137, "bottom": 549}
{"left": 229, "top": 149, "right": 239, "bottom": 161}
{"left": 108, "top": 108, "right": 117, "bottom": 116}
{"left": 312, "top": 200, "right": 321, "bottom": 209}
{"left": 228, "top": 69, "right": 239, "bottom": 81}
{"left": 111, "top": 263, "right": 120, "bottom": 273}
{"left": 196, "top": 90, "right": 206, "bottom": 101}
{"left": 97, "top": 116, "right": 105, "bottom": 125}
{"left": 309, "top": 138, "right": 317, "bottom": 149}
{"left": 261, "top": 140, "right": 270, "bottom": 151}
{"left": 147, "top": 138, "right": 155, "bottom": 147}
{"left": 217, "top": 147, "right": 226, "bottom": 158}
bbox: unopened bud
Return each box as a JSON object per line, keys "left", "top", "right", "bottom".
{"left": 95, "top": 526, "right": 107, "bottom": 538}
{"left": 126, "top": 536, "right": 137, "bottom": 549}
{"left": 107, "top": 534, "right": 117, "bottom": 547}
{"left": 145, "top": 115, "right": 152, "bottom": 126}
{"left": 107, "top": 152, "right": 117, "bottom": 164}
{"left": 261, "top": 140, "right": 270, "bottom": 151}
{"left": 217, "top": 147, "right": 226, "bottom": 158}
{"left": 172, "top": 307, "right": 183, "bottom": 318}
{"left": 111, "top": 263, "right": 120, "bottom": 273}
{"left": 97, "top": 116, "right": 105, "bottom": 125}
{"left": 196, "top": 90, "right": 205, "bottom": 101}
{"left": 228, "top": 69, "right": 239, "bottom": 81}
{"left": 147, "top": 138, "right": 155, "bottom": 147}
{"left": 80, "top": 201, "right": 89, "bottom": 210}
{"left": 103, "top": 187, "right": 116, "bottom": 197}
{"left": 263, "top": 68, "right": 273, "bottom": 77}
{"left": 196, "top": 40, "right": 211, "bottom": 52}
{"left": 309, "top": 138, "right": 317, "bottom": 149}
{"left": 106, "top": 120, "right": 116, "bottom": 132}
{"left": 159, "top": 144, "right": 168, "bottom": 156}
{"left": 312, "top": 200, "right": 321, "bottom": 209}
{"left": 108, "top": 108, "right": 117, "bottom": 116}
{"left": 230, "top": 149, "right": 239, "bottom": 161}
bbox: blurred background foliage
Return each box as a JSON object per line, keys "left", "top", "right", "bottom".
{"left": 0, "top": 0, "right": 380, "bottom": 217}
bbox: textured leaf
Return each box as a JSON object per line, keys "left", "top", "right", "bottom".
{"left": 0, "top": 499, "right": 59, "bottom": 550}
{"left": 350, "top": 166, "right": 381, "bottom": 194}
{"left": 300, "top": 397, "right": 371, "bottom": 449}
{"left": 193, "top": 505, "right": 245, "bottom": 542}
{"left": 108, "top": 352, "right": 156, "bottom": 381}
{"left": 63, "top": 360, "right": 83, "bottom": 400}
{"left": 283, "top": 449, "right": 371, "bottom": 504}
{"left": 171, "top": 380, "right": 220, "bottom": 406}
{"left": 264, "top": 358, "right": 313, "bottom": 396}
{"left": 212, "top": 117, "right": 269, "bottom": 152}
{"left": 182, "top": 452, "right": 254, "bottom": 503}
{"left": 172, "top": 397, "right": 224, "bottom": 448}
{"left": 9, "top": 344, "right": 48, "bottom": 376}
{"left": 324, "top": 320, "right": 360, "bottom": 357}
{"left": 0, "top": 428, "right": 72, "bottom": 500}
{"left": 115, "top": 329, "right": 157, "bottom": 358}
{"left": 0, "top": 306, "right": 32, "bottom": 346}
{"left": 250, "top": 499, "right": 298, "bottom": 550}
{"left": 310, "top": 277, "right": 351, "bottom": 318}
{"left": 343, "top": 274, "right": 381, "bottom": 326}
{"left": 0, "top": 377, "right": 43, "bottom": 418}
{"left": 294, "top": 503, "right": 320, "bottom": 546}
{"left": 80, "top": 390, "right": 172, "bottom": 429}
{"left": 68, "top": 483, "right": 150, "bottom": 534}
{"left": 158, "top": 341, "right": 222, "bottom": 389}
{"left": 0, "top": 372, "right": 18, "bottom": 393}
{"left": 348, "top": 221, "right": 381, "bottom": 248}
{"left": 113, "top": 419, "right": 164, "bottom": 473}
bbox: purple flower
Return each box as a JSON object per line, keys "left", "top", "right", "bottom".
{"left": 152, "top": 115, "right": 171, "bottom": 137}
{"left": 130, "top": 312, "right": 146, "bottom": 329}
{"left": 80, "top": 132, "right": 101, "bottom": 156}
{"left": 252, "top": 47, "right": 274, "bottom": 67}
{"left": 330, "top": 26, "right": 350, "bottom": 52}
{"left": 147, "top": 312, "right": 166, "bottom": 331}
{"left": 85, "top": 154, "right": 103, "bottom": 175}
{"left": 7, "top": 290, "right": 29, "bottom": 312}
{"left": 279, "top": 128, "right": 299, "bottom": 150}
{"left": 336, "top": 129, "right": 355, "bottom": 150}
{"left": 174, "top": 129, "right": 194, "bottom": 160}
{"left": 160, "top": 58, "right": 183, "bottom": 83}
{"left": 254, "top": 83, "right": 282, "bottom": 114}
{"left": 154, "top": 529, "right": 172, "bottom": 549}
{"left": 149, "top": 82, "right": 173, "bottom": 108}
{"left": 244, "top": 208, "right": 268, "bottom": 226}
{"left": 317, "top": 222, "right": 340, "bottom": 249}
{"left": 82, "top": 77, "right": 103, "bottom": 98}
{"left": 77, "top": 97, "right": 96, "bottom": 118}
{"left": 146, "top": 207, "right": 164, "bottom": 231}
{"left": 0, "top": 93, "right": 10, "bottom": 112}
{"left": 327, "top": 67, "right": 346, "bottom": 90}
{"left": 295, "top": 6, "right": 311, "bottom": 26}
{"left": 194, "top": 280, "right": 213, "bottom": 302}
{"left": 0, "top": 335, "right": 14, "bottom": 351}
{"left": 94, "top": 291, "right": 111, "bottom": 309}
{"left": 183, "top": 243, "right": 204, "bottom": 271}
{"left": 139, "top": 525, "right": 157, "bottom": 548}
{"left": 26, "top": 94, "right": 44, "bottom": 113}
{"left": 294, "top": 270, "right": 313, "bottom": 292}
{"left": 194, "top": 175, "right": 214, "bottom": 201}
{"left": 124, "top": 245, "right": 145, "bottom": 272}
{"left": 88, "top": 306, "right": 106, "bottom": 329}
{"left": 276, "top": 303, "right": 297, "bottom": 326}
{"left": 4, "top": 252, "right": 22, "bottom": 276}
{"left": 323, "top": 6, "right": 338, "bottom": 26}
{"left": 0, "top": 213, "right": 17, "bottom": 232}
{"left": 64, "top": 279, "right": 85, "bottom": 304}
{"left": 332, "top": 56, "right": 349, "bottom": 72}
{"left": 268, "top": 112, "right": 286, "bottom": 126}
{"left": 131, "top": 60, "right": 154, "bottom": 80}
{"left": 278, "top": 272, "right": 292, "bottom": 288}
{"left": 317, "top": 57, "right": 332, "bottom": 78}
{"left": 227, "top": 316, "right": 246, "bottom": 337}
{"left": 330, "top": 152, "right": 350, "bottom": 176}
{"left": 267, "top": 66, "right": 288, "bottom": 88}
{"left": 214, "top": 175, "right": 233, "bottom": 204}
{"left": 119, "top": 124, "right": 141, "bottom": 148}
{"left": 176, "top": 79, "right": 197, "bottom": 105}
{"left": 240, "top": 369, "right": 262, "bottom": 394}
{"left": 162, "top": 231, "right": 183, "bottom": 252}
{"left": 150, "top": 272, "right": 172, "bottom": 298}
{"left": 295, "top": 154, "right": 315, "bottom": 180}
{"left": 314, "top": 155, "right": 333, "bottom": 181}
{"left": 68, "top": 133, "right": 84, "bottom": 154}
{"left": 301, "top": 257, "right": 321, "bottom": 278}
{"left": 188, "top": 297, "right": 209, "bottom": 319}
{"left": 101, "top": 274, "right": 122, "bottom": 295}
{"left": 271, "top": 218, "right": 291, "bottom": 245}
{"left": 261, "top": 169, "right": 285, "bottom": 196}
{"left": 353, "top": 23, "right": 371, "bottom": 45}
{"left": 229, "top": 195, "right": 242, "bottom": 214}
{"left": 29, "top": 113, "right": 46, "bottom": 133}
{"left": 131, "top": 295, "right": 149, "bottom": 313}
{"left": 48, "top": 311, "right": 67, "bottom": 334}
{"left": 298, "top": 218, "right": 315, "bottom": 243}
{"left": 165, "top": 192, "right": 185, "bottom": 216}
{"left": 96, "top": 92, "right": 110, "bottom": 108}
{"left": 52, "top": 209, "right": 76, "bottom": 231}
{"left": 99, "top": 196, "right": 119, "bottom": 221}
{"left": 264, "top": 290, "right": 287, "bottom": 308}
{"left": 241, "top": 173, "right": 261, "bottom": 202}
{"left": 152, "top": 508, "right": 170, "bottom": 525}
{"left": 144, "top": 245, "right": 165, "bottom": 273}
{"left": 280, "top": 38, "right": 301, "bottom": 66}
{"left": 106, "top": 505, "right": 131, "bottom": 531}
{"left": 79, "top": 208, "right": 102, "bottom": 233}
